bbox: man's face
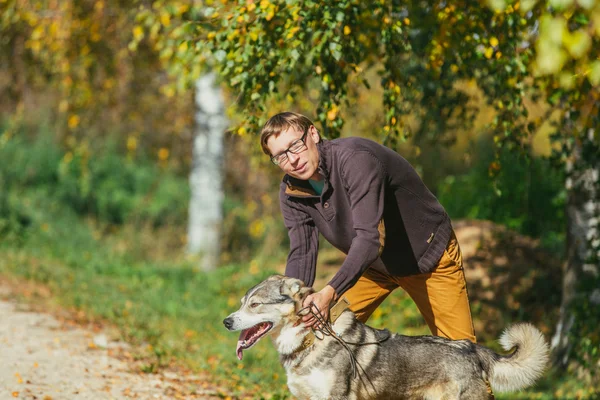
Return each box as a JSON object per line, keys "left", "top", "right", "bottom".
{"left": 266, "top": 125, "right": 321, "bottom": 180}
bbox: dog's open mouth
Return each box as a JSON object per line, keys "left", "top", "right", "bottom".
{"left": 236, "top": 322, "right": 273, "bottom": 360}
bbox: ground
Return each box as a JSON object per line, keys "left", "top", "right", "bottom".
{"left": 0, "top": 281, "right": 228, "bottom": 400}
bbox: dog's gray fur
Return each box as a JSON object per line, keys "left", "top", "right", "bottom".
{"left": 223, "top": 275, "right": 549, "bottom": 400}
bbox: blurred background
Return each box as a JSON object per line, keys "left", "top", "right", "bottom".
{"left": 1, "top": 0, "right": 599, "bottom": 398}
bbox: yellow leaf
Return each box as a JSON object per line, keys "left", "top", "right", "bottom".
{"left": 227, "top": 296, "right": 236, "bottom": 307}
{"left": 286, "top": 26, "right": 299, "bottom": 39}
{"left": 249, "top": 259, "right": 260, "bottom": 274}
{"left": 535, "top": 41, "right": 567, "bottom": 75}
{"left": 184, "top": 330, "right": 196, "bottom": 338}
{"left": 592, "top": 11, "right": 600, "bottom": 36}
{"left": 158, "top": 148, "right": 170, "bottom": 161}
{"left": 520, "top": 0, "right": 537, "bottom": 12}
{"left": 327, "top": 104, "right": 339, "bottom": 121}
{"left": 484, "top": 47, "right": 494, "bottom": 59}
{"left": 178, "top": 41, "right": 188, "bottom": 52}
{"left": 59, "top": 100, "right": 69, "bottom": 113}
{"left": 404, "top": 18, "right": 410, "bottom": 25}
{"left": 160, "top": 13, "right": 171, "bottom": 27}
{"left": 588, "top": 61, "right": 600, "bottom": 86}
{"left": 127, "top": 136, "right": 138, "bottom": 151}
{"left": 133, "top": 26, "right": 144, "bottom": 41}
{"left": 563, "top": 30, "right": 591, "bottom": 59}
{"left": 490, "top": 36, "right": 499, "bottom": 47}
{"left": 68, "top": 115, "right": 80, "bottom": 129}
{"left": 559, "top": 72, "right": 575, "bottom": 89}
{"left": 343, "top": 25, "right": 351, "bottom": 35}
{"left": 549, "top": 0, "right": 573, "bottom": 9}
{"left": 249, "top": 220, "right": 265, "bottom": 239}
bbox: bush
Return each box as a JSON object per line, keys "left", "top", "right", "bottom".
{"left": 0, "top": 125, "right": 189, "bottom": 228}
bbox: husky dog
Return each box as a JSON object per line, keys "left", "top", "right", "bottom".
{"left": 223, "top": 275, "right": 549, "bottom": 400}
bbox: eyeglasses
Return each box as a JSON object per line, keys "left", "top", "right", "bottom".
{"left": 270, "top": 128, "right": 309, "bottom": 166}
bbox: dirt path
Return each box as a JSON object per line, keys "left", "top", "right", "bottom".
{"left": 0, "top": 285, "right": 227, "bottom": 400}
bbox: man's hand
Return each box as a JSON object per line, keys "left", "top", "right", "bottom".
{"left": 301, "top": 285, "right": 337, "bottom": 329}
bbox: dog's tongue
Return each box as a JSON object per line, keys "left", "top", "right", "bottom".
{"left": 236, "top": 340, "right": 244, "bottom": 360}
{"left": 236, "top": 328, "right": 252, "bottom": 360}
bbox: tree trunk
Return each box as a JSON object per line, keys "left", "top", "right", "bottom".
{"left": 551, "top": 128, "right": 600, "bottom": 367}
{"left": 188, "top": 72, "right": 227, "bottom": 271}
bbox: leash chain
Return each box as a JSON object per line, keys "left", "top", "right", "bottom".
{"left": 297, "top": 302, "right": 391, "bottom": 378}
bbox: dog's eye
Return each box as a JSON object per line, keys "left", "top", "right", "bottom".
{"left": 250, "top": 302, "right": 260, "bottom": 308}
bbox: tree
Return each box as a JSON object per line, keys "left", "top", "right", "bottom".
{"left": 188, "top": 72, "right": 227, "bottom": 271}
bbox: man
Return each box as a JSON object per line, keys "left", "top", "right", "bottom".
{"left": 260, "top": 111, "right": 476, "bottom": 343}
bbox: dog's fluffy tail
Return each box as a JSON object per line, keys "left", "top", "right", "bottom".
{"left": 476, "top": 323, "right": 549, "bottom": 393}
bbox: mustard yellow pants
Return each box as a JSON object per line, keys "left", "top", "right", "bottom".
{"left": 343, "top": 230, "right": 477, "bottom": 343}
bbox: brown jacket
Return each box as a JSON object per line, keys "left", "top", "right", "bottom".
{"left": 280, "top": 137, "right": 452, "bottom": 296}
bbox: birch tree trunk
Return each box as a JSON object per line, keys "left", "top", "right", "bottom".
{"left": 188, "top": 72, "right": 227, "bottom": 271}
{"left": 551, "top": 128, "right": 600, "bottom": 367}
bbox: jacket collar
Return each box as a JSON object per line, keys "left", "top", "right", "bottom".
{"left": 283, "top": 140, "right": 331, "bottom": 198}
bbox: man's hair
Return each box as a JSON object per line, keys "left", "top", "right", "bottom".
{"left": 259, "top": 112, "right": 318, "bottom": 156}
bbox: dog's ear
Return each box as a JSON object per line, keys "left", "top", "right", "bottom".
{"left": 280, "top": 278, "right": 301, "bottom": 296}
{"left": 279, "top": 277, "right": 307, "bottom": 298}
{"left": 297, "top": 286, "right": 314, "bottom": 303}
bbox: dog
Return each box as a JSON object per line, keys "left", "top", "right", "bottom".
{"left": 223, "top": 275, "right": 549, "bottom": 400}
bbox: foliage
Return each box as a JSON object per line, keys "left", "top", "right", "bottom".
{"left": 438, "top": 136, "right": 566, "bottom": 249}
{"left": 0, "top": 124, "right": 190, "bottom": 228}
{"left": 0, "top": 0, "right": 195, "bottom": 166}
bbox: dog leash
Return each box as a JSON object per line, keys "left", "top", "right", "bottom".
{"left": 297, "top": 298, "right": 391, "bottom": 379}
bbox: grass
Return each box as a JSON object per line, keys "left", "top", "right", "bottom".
{"left": 0, "top": 189, "right": 291, "bottom": 398}
{"left": 2, "top": 194, "right": 598, "bottom": 399}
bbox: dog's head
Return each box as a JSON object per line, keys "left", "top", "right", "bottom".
{"left": 223, "top": 275, "right": 313, "bottom": 360}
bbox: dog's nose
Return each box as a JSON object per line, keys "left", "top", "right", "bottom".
{"left": 223, "top": 317, "right": 234, "bottom": 330}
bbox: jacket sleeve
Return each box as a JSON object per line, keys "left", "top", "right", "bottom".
{"left": 279, "top": 184, "right": 320, "bottom": 288}
{"left": 327, "top": 150, "right": 386, "bottom": 296}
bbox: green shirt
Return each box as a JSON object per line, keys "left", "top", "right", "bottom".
{"left": 308, "top": 179, "right": 325, "bottom": 195}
